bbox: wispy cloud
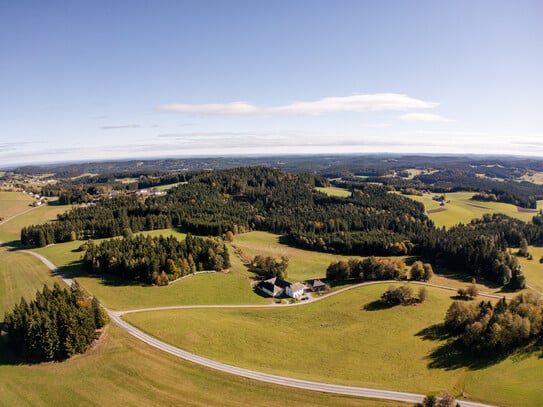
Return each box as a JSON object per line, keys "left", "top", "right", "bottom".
{"left": 400, "top": 113, "right": 453, "bottom": 122}
{"left": 409, "top": 130, "right": 488, "bottom": 136}
{"left": 157, "top": 93, "right": 439, "bottom": 116}
{"left": 100, "top": 124, "right": 141, "bottom": 130}
{"left": 157, "top": 102, "right": 259, "bottom": 115}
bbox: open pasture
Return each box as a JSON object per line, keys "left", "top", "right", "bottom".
{"left": 0, "top": 324, "right": 395, "bottom": 407}
{"left": 518, "top": 245, "right": 543, "bottom": 295}
{"left": 233, "top": 231, "right": 361, "bottom": 281}
{"left": 32, "top": 234, "right": 266, "bottom": 311}
{"left": 407, "top": 192, "right": 540, "bottom": 228}
{"left": 0, "top": 191, "right": 35, "bottom": 222}
{"left": 0, "top": 203, "right": 71, "bottom": 243}
{"left": 125, "top": 283, "right": 542, "bottom": 407}
{"left": 315, "top": 186, "right": 351, "bottom": 197}
{"left": 0, "top": 246, "right": 62, "bottom": 316}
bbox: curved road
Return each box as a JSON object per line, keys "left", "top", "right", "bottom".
{"left": 12, "top": 245, "right": 497, "bottom": 407}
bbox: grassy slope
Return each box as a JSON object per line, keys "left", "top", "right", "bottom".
{"left": 518, "top": 245, "right": 543, "bottom": 295}
{"left": 0, "top": 203, "right": 71, "bottom": 243}
{"left": 0, "top": 325, "right": 401, "bottom": 407}
{"left": 32, "top": 231, "right": 267, "bottom": 310}
{"left": 234, "top": 231, "right": 360, "bottom": 281}
{"left": 0, "top": 191, "right": 34, "bottom": 221}
{"left": 315, "top": 186, "right": 351, "bottom": 197}
{"left": 0, "top": 246, "right": 63, "bottom": 316}
{"left": 125, "top": 284, "right": 543, "bottom": 407}
{"left": 407, "top": 192, "right": 541, "bottom": 228}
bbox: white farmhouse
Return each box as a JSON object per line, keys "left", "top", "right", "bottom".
{"left": 286, "top": 282, "right": 305, "bottom": 299}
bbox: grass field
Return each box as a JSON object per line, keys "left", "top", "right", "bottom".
{"left": 407, "top": 192, "right": 541, "bottom": 228}
{"left": 0, "top": 324, "right": 403, "bottom": 407}
{"left": 153, "top": 181, "right": 187, "bottom": 191}
{"left": 32, "top": 231, "right": 267, "bottom": 310}
{"left": 0, "top": 191, "right": 34, "bottom": 221}
{"left": 520, "top": 171, "right": 543, "bottom": 185}
{"left": 233, "top": 231, "right": 362, "bottom": 281}
{"left": 517, "top": 245, "right": 543, "bottom": 295}
{"left": 315, "top": 186, "right": 351, "bottom": 197}
{"left": 0, "top": 246, "right": 62, "bottom": 316}
{"left": 125, "top": 283, "right": 543, "bottom": 407}
{"left": 0, "top": 203, "right": 71, "bottom": 243}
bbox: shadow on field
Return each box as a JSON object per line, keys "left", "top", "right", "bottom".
{"left": 58, "top": 260, "right": 144, "bottom": 287}
{"left": 2, "top": 240, "right": 24, "bottom": 249}
{"left": 416, "top": 323, "right": 543, "bottom": 370}
{"left": 0, "top": 329, "right": 21, "bottom": 366}
{"left": 362, "top": 299, "right": 395, "bottom": 311}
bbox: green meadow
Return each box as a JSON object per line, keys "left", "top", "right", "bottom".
{"left": 31, "top": 231, "right": 267, "bottom": 310}
{"left": 315, "top": 186, "right": 351, "bottom": 197}
{"left": 233, "top": 231, "right": 360, "bottom": 281}
{"left": 0, "top": 191, "right": 34, "bottom": 221}
{"left": 0, "top": 203, "right": 71, "bottom": 243}
{"left": 517, "top": 245, "right": 543, "bottom": 295}
{"left": 0, "top": 323, "right": 398, "bottom": 407}
{"left": 407, "top": 192, "right": 541, "bottom": 228}
{"left": 0, "top": 246, "right": 62, "bottom": 316}
{"left": 125, "top": 283, "right": 543, "bottom": 407}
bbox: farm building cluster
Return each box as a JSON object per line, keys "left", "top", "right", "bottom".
{"left": 257, "top": 277, "right": 326, "bottom": 299}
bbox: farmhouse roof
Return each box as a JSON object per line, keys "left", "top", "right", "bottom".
{"left": 264, "top": 277, "right": 290, "bottom": 289}
{"left": 289, "top": 282, "right": 305, "bottom": 292}
{"left": 312, "top": 279, "right": 326, "bottom": 289}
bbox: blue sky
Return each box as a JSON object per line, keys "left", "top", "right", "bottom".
{"left": 1, "top": 0, "right": 542, "bottom": 166}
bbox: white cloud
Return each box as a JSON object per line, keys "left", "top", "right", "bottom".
{"left": 157, "top": 93, "right": 439, "bottom": 116}
{"left": 400, "top": 113, "right": 453, "bottom": 122}
{"left": 157, "top": 102, "right": 260, "bottom": 115}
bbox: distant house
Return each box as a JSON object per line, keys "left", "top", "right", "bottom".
{"left": 257, "top": 277, "right": 305, "bottom": 299}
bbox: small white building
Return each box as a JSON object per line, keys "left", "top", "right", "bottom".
{"left": 286, "top": 282, "right": 305, "bottom": 299}
{"left": 257, "top": 277, "right": 305, "bottom": 299}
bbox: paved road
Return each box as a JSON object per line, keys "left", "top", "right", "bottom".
{"left": 117, "top": 279, "right": 511, "bottom": 316}
{"left": 109, "top": 310, "right": 495, "bottom": 407}
{"left": 17, "top": 247, "right": 497, "bottom": 406}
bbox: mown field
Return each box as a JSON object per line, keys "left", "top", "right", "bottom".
{"left": 0, "top": 191, "right": 34, "bottom": 223}
{"left": 0, "top": 323, "right": 399, "bottom": 407}
{"left": 315, "top": 186, "right": 351, "bottom": 197}
{"left": 407, "top": 192, "right": 542, "bottom": 228}
{"left": 233, "top": 231, "right": 359, "bottom": 282}
{"left": 0, "top": 246, "right": 62, "bottom": 316}
{"left": 518, "top": 245, "right": 543, "bottom": 295}
{"left": 0, "top": 202, "right": 71, "bottom": 243}
{"left": 31, "top": 230, "right": 267, "bottom": 310}
{"left": 125, "top": 283, "right": 543, "bottom": 407}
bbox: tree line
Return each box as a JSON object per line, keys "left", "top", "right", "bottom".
{"left": 82, "top": 234, "right": 230, "bottom": 284}
{"left": 3, "top": 283, "right": 107, "bottom": 362}
{"left": 326, "top": 257, "right": 433, "bottom": 282}
{"left": 20, "top": 167, "right": 543, "bottom": 288}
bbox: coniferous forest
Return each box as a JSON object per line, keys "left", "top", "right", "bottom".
{"left": 82, "top": 234, "right": 230, "bottom": 284}
{"left": 3, "top": 283, "right": 107, "bottom": 362}
{"left": 20, "top": 166, "right": 543, "bottom": 286}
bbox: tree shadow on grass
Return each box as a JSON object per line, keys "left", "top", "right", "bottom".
{"left": 58, "top": 260, "right": 146, "bottom": 287}
{"left": 362, "top": 299, "right": 395, "bottom": 311}
{"left": 416, "top": 323, "right": 543, "bottom": 371}
{"left": 0, "top": 332, "right": 22, "bottom": 366}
